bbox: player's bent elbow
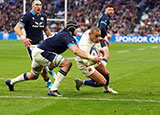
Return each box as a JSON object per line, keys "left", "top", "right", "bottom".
{"left": 14, "top": 26, "right": 18, "bottom": 33}
{"left": 106, "top": 55, "right": 110, "bottom": 60}
{"left": 72, "top": 48, "right": 79, "bottom": 55}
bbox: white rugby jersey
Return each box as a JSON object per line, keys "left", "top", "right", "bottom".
{"left": 76, "top": 29, "right": 101, "bottom": 62}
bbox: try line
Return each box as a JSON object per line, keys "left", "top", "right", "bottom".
{"left": 0, "top": 96, "right": 160, "bottom": 103}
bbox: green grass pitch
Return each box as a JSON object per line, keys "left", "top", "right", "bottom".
{"left": 0, "top": 40, "right": 160, "bottom": 115}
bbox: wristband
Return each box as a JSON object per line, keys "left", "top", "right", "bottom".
{"left": 101, "top": 58, "right": 108, "bottom": 63}
{"left": 20, "top": 35, "right": 25, "bottom": 40}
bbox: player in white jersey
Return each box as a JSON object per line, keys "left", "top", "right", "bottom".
{"left": 75, "top": 27, "right": 118, "bottom": 94}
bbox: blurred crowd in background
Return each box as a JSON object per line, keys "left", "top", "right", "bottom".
{"left": 0, "top": 0, "right": 159, "bottom": 36}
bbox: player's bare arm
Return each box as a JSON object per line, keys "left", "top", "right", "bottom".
{"left": 44, "top": 27, "right": 52, "bottom": 37}
{"left": 14, "top": 23, "right": 32, "bottom": 47}
{"left": 69, "top": 45, "right": 101, "bottom": 63}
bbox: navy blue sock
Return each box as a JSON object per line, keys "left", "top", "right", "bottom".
{"left": 104, "top": 75, "right": 110, "bottom": 86}
{"left": 44, "top": 77, "right": 49, "bottom": 82}
{"left": 84, "top": 79, "right": 101, "bottom": 87}
{"left": 59, "top": 69, "right": 67, "bottom": 76}
{"left": 24, "top": 73, "right": 29, "bottom": 80}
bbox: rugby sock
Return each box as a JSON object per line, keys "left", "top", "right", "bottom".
{"left": 10, "top": 73, "right": 29, "bottom": 85}
{"left": 84, "top": 79, "right": 101, "bottom": 87}
{"left": 50, "top": 69, "right": 67, "bottom": 91}
{"left": 104, "top": 75, "right": 110, "bottom": 86}
{"left": 104, "top": 75, "right": 110, "bottom": 90}
{"left": 44, "top": 77, "right": 51, "bottom": 83}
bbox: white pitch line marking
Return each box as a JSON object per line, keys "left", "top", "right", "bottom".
{"left": 152, "top": 46, "right": 158, "bottom": 49}
{"left": 0, "top": 96, "right": 160, "bottom": 103}
{"left": 137, "top": 48, "right": 145, "bottom": 50}
{"left": 118, "top": 50, "right": 128, "bottom": 53}
{"left": 66, "top": 57, "right": 75, "bottom": 60}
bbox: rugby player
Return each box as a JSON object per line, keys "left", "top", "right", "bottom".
{"left": 5, "top": 21, "right": 102, "bottom": 96}
{"left": 75, "top": 27, "right": 118, "bottom": 94}
{"left": 97, "top": 4, "right": 117, "bottom": 93}
{"left": 13, "top": 0, "right": 56, "bottom": 88}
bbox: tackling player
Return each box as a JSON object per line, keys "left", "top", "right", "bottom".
{"left": 75, "top": 27, "right": 118, "bottom": 94}
{"left": 13, "top": 0, "right": 56, "bottom": 88}
{"left": 5, "top": 21, "right": 102, "bottom": 96}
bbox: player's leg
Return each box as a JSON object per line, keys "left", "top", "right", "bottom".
{"left": 75, "top": 70, "right": 106, "bottom": 90}
{"left": 5, "top": 66, "right": 43, "bottom": 91}
{"left": 41, "top": 67, "right": 53, "bottom": 88}
{"left": 48, "top": 55, "right": 72, "bottom": 96}
{"left": 46, "top": 66, "right": 56, "bottom": 79}
{"left": 27, "top": 45, "right": 53, "bottom": 88}
{"left": 75, "top": 63, "right": 107, "bottom": 90}
{"left": 96, "top": 62, "right": 118, "bottom": 94}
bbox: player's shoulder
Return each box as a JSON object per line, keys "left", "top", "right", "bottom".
{"left": 58, "top": 29, "right": 73, "bottom": 39}
{"left": 101, "top": 13, "right": 110, "bottom": 20}
{"left": 22, "top": 12, "right": 31, "bottom": 17}
{"left": 40, "top": 13, "right": 47, "bottom": 18}
{"left": 81, "top": 29, "right": 90, "bottom": 37}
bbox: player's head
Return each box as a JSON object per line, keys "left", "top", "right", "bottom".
{"left": 66, "top": 21, "right": 79, "bottom": 36}
{"left": 89, "top": 27, "right": 102, "bottom": 43}
{"left": 105, "top": 4, "right": 114, "bottom": 17}
{"left": 30, "top": 0, "right": 43, "bottom": 15}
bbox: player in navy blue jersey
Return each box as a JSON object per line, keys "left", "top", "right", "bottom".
{"left": 98, "top": 4, "right": 118, "bottom": 93}
{"left": 13, "top": 0, "right": 56, "bottom": 88}
{"left": 98, "top": 4, "right": 114, "bottom": 59}
{"left": 5, "top": 21, "right": 103, "bottom": 96}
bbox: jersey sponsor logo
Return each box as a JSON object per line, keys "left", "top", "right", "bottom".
{"left": 32, "top": 22, "right": 44, "bottom": 28}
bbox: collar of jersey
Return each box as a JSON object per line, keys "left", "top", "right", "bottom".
{"left": 30, "top": 10, "right": 41, "bottom": 16}
{"left": 104, "top": 12, "right": 110, "bottom": 18}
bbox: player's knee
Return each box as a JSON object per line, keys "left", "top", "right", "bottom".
{"left": 106, "top": 55, "right": 110, "bottom": 60}
{"left": 29, "top": 72, "right": 39, "bottom": 80}
{"left": 65, "top": 59, "right": 72, "bottom": 68}
{"left": 99, "top": 79, "right": 107, "bottom": 86}
{"left": 32, "top": 75, "right": 39, "bottom": 80}
{"left": 42, "top": 68, "right": 47, "bottom": 74}
{"left": 106, "top": 71, "right": 110, "bottom": 75}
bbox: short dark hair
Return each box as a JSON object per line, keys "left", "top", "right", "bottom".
{"left": 106, "top": 4, "right": 114, "bottom": 8}
{"left": 90, "top": 27, "right": 101, "bottom": 34}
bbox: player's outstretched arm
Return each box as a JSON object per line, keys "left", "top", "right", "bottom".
{"left": 69, "top": 45, "right": 101, "bottom": 63}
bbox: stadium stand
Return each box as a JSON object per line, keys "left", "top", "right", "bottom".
{"left": 0, "top": 0, "right": 159, "bottom": 35}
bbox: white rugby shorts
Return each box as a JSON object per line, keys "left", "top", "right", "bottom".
{"left": 76, "top": 61, "right": 95, "bottom": 77}
{"left": 31, "top": 47, "right": 51, "bottom": 67}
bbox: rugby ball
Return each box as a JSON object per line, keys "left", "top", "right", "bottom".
{"left": 90, "top": 47, "right": 99, "bottom": 56}
{"left": 85, "top": 47, "right": 99, "bottom": 66}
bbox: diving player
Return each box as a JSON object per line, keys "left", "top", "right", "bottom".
{"left": 75, "top": 27, "right": 118, "bottom": 94}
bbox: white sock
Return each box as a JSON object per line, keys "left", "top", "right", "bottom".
{"left": 50, "top": 72, "right": 65, "bottom": 91}
{"left": 10, "top": 73, "right": 26, "bottom": 85}
{"left": 46, "top": 79, "right": 51, "bottom": 83}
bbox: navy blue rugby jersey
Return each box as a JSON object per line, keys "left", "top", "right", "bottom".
{"left": 38, "top": 29, "right": 78, "bottom": 54}
{"left": 19, "top": 10, "right": 47, "bottom": 45}
{"left": 98, "top": 12, "right": 111, "bottom": 38}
